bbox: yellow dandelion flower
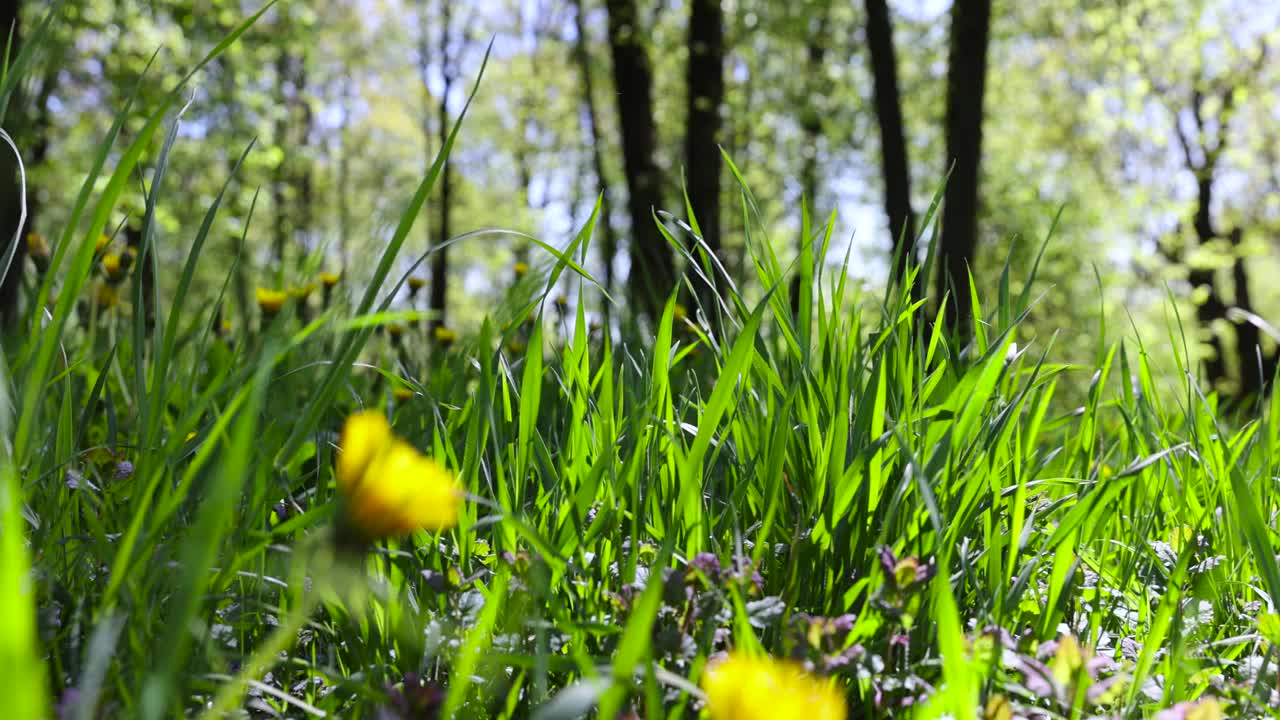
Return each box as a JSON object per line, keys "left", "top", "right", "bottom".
{"left": 513, "top": 261, "right": 529, "bottom": 277}
{"left": 319, "top": 271, "right": 341, "bottom": 288}
{"left": 433, "top": 326, "right": 457, "bottom": 346}
{"left": 256, "top": 288, "right": 288, "bottom": 316}
{"left": 408, "top": 276, "right": 427, "bottom": 292}
{"left": 218, "top": 319, "right": 233, "bottom": 335}
{"left": 1187, "top": 698, "right": 1224, "bottom": 720}
{"left": 336, "top": 410, "right": 460, "bottom": 540}
{"left": 554, "top": 294, "right": 568, "bottom": 308}
{"left": 387, "top": 323, "right": 407, "bottom": 338}
{"left": 101, "top": 253, "right": 127, "bottom": 283}
{"left": 95, "top": 284, "right": 119, "bottom": 309}
{"left": 289, "top": 283, "right": 316, "bottom": 300}
{"left": 393, "top": 386, "right": 414, "bottom": 403}
{"left": 26, "top": 232, "right": 48, "bottom": 257}
{"left": 701, "top": 652, "right": 846, "bottom": 720}
{"left": 94, "top": 234, "right": 110, "bottom": 255}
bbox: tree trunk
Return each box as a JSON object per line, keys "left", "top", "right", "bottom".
{"left": 605, "top": 0, "right": 674, "bottom": 318}
{"left": 864, "top": 0, "right": 918, "bottom": 299}
{"left": 799, "top": 3, "right": 828, "bottom": 211}
{"left": 683, "top": 0, "right": 724, "bottom": 318}
{"left": 295, "top": 51, "right": 313, "bottom": 255}
{"left": 1227, "top": 228, "right": 1274, "bottom": 396}
{"left": 337, "top": 76, "right": 352, "bottom": 272}
{"left": 1173, "top": 84, "right": 1275, "bottom": 396}
{"left": 272, "top": 47, "right": 290, "bottom": 266}
{"left": 0, "top": 0, "right": 26, "bottom": 326}
{"left": 937, "top": 0, "right": 992, "bottom": 341}
{"left": 570, "top": 0, "right": 619, "bottom": 302}
{"left": 429, "top": 0, "right": 455, "bottom": 334}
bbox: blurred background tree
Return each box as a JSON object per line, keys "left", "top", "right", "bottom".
{"left": 3, "top": 0, "right": 1279, "bottom": 398}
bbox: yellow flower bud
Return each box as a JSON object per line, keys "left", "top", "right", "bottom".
{"left": 95, "top": 284, "right": 119, "bottom": 309}
{"left": 319, "top": 271, "right": 341, "bottom": 288}
{"left": 26, "top": 232, "right": 48, "bottom": 258}
{"left": 101, "top": 253, "right": 127, "bottom": 283}
{"left": 256, "top": 288, "right": 288, "bottom": 316}
{"left": 433, "top": 326, "right": 457, "bottom": 347}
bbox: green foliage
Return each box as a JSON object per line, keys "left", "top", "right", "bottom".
{"left": 5, "top": 2, "right": 1280, "bottom": 719}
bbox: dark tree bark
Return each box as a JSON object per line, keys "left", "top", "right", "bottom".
{"left": 0, "top": 7, "right": 54, "bottom": 329}
{"left": 0, "top": 0, "right": 28, "bottom": 326}
{"left": 271, "top": 46, "right": 291, "bottom": 266}
{"left": 570, "top": 0, "right": 619, "bottom": 300}
{"left": 605, "top": 0, "right": 674, "bottom": 318}
{"left": 294, "top": 51, "right": 314, "bottom": 253}
{"left": 336, "top": 75, "right": 353, "bottom": 272}
{"left": 864, "top": 0, "right": 918, "bottom": 299}
{"left": 936, "top": 0, "right": 993, "bottom": 341}
{"left": 429, "top": 0, "right": 459, "bottom": 334}
{"left": 799, "top": 3, "right": 829, "bottom": 210}
{"left": 683, "top": 0, "right": 724, "bottom": 316}
{"left": 1172, "top": 82, "right": 1276, "bottom": 396}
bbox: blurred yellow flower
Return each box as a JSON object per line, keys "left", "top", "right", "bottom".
{"left": 101, "top": 253, "right": 127, "bottom": 283}
{"left": 513, "top": 261, "right": 529, "bottom": 277}
{"left": 94, "top": 234, "right": 110, "bottom": 255}
{"left": 95, "top": 284, "right": 118, "bottom": 309}
{"left": 701, "top": 652, "right": 846, "bottom": 720}
{"left": 506, "top": 339, "right": 525, "bottom": 354}
{"left": 256, "top": 288, "right": 287, "bottom": 315}
{"left": 336, "top": 411, "right": 460, "bottom": 540}
{"left": 393, "top": 386, "right": 414, "bottom": 403}
{"left": 433, "top": 326, "right": 457, "bottom": 346}
{"left": 555, "top": 294, "right": 568, "bottom": 308}
{"left": 289, "top": 283, "right": 316, "bottom": 300}
{"left": 673, "top": 303, "right": 688, "bottom": 322}
{"left": 26, "top": 232, "right": 48, "bottom": 257}
{"left": 319, "top": 271, "right": 341, "bottom": 288}
{"left": 408, "top": 276, "right": 427, "bottom": 293}
{"left": 1187, "top": 699, "right": 1224, "bottom": 720}
{"left": 387, "top": 323, "right": 407, "bottom": 338}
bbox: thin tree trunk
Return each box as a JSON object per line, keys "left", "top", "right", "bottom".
{"left": 683, "top": 0, "right": 725, "bottom": 318}
{"left": 429, "top": 0, "right": 455, "bottom": 333}
{"left": 570, "top": 0, "right": 619, "bottom": 301}
{"left": 0, "top": 0, "right": 26, "bottom": 326}
{"left": 272, "top": 48, "right": 290, "bottom": 266}
{"left": 937, "top": 0, "right": 992, "bottom": 341}
{"left": 605, "top": 0, "right": 674, "bottom": 318}
{"left": 1227, "top": 227, "right": 1273, "bottom": 396}
{"left": 864, "top": 0, "right": 918, "bottom": 298}
{"left": 799, "top": 4, "right": 828, "bottom": 211}
{"left": 1188, "top": 174, "right": 1229, "bottom": 385}
{"left": 295, "top": 52, "right": 313, "bottom": 254}
{"left": 337, "top": 76, "right": 352, "bottom": 272}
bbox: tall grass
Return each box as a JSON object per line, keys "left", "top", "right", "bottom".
{"left": 2, "top": 7, "right": 1278, "bottom": 719}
